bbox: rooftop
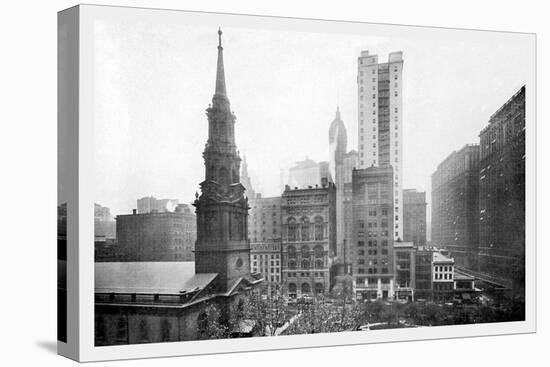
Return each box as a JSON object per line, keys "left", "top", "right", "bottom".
{"left": 95, "top": 262, "right": 217, "bottom": 295}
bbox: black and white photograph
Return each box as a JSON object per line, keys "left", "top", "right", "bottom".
{"left": 86, "top": 6, "right": 531, "bottom": 347}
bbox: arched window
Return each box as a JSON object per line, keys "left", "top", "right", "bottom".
{"left": 314, "top": 216, "right": 324, "bottom": 240}
{"left": 288, "top": 260, "right": 296, "bottom": 270}
{"left": 302, "top": 283, "right": 311, "bottom": 294}
{"left": 300, "top": 217, "right": 310, "bottom": 241}
{"left": 315, "top": 283, "right": 324, "bottom": 295}
{"left": 313, "top": 245, "right": 324, "bottom": 258}
{"left": 315, "top": 259, "right": 324, "bottom": 269}
{"left": 301, "top": 245, "right": 310, "bottom": 258}
{"left": 288, "top": 283, "right": 297, "bottom": 295}
{"left": 287, "top": 217, "right": 298, "bottom": 241}
{"left": 287, "top": 245, "right": 296, "bottom": 259}
{"left": 301, "top": 259, "right": 310, "bottom": 269}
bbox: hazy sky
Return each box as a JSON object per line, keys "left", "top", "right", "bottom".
{"left": 93, "top": 17, "right": 530, "bottom": 218}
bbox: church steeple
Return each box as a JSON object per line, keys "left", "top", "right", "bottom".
{"left": 214, "top": 28, "right": 227, "bottom": 102}
{"left": 194, "top": 29, "right": 252, "bottom": 293}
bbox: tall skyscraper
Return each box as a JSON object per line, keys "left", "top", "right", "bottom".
{"left": 357, "top": 50, "right": 404, "bottom": 241}
{"left": 193, "top": 29, "right": 252, "bottom": 293}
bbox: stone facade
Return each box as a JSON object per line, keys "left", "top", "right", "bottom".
{"left": 281, "top": 180, "right": 336, "bottom": 298}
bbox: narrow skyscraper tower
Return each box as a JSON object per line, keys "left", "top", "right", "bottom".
{"left": 194, "top": 29, "right": 251, "bottom": 293}
{"left": 357, "top": 50, "right": 404, "bottom": 241}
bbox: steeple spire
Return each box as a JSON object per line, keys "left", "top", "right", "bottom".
{"left": 336, "top": 105, "right": 341, "bottom": 120}
{"left": 214, "top": 27, "right": 227, "bottom": 99}
{"left": 242, "top": 155, "right": 249, "bottom": 176}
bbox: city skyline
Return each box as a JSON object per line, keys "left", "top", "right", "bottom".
{"left": 93, "top": 21, "right": 530, "bottom": 217}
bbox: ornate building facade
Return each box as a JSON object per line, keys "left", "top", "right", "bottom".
{"left": 281, "top": 179, "right": 336, "bottom": 298}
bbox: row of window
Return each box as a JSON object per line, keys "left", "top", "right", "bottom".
{"left": 286, "top": 272, "right": 325, "bottom": 278}
{"left": 358, "top": 240, "right": 389, "bottom": 247}
{"left": 357, "top": 267, "right": 389, "bottom": 274}
{"left": 287, "top": 259, "right": 325, "bottom": 270}
{"left": 252, "top": 254, "right": 280, "bottom": 260}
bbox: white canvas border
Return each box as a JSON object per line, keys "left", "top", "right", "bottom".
{"left": 76, "top": 4, "right": 537, "bottom": 362}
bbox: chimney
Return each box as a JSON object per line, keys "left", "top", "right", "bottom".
{"left": 132, "top": 209, "right": 137, "bottom": 215}
{"left": 321, "top": 177, "right": 328, "bottom": 188}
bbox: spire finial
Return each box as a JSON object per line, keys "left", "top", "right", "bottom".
{"left": 214, "top": 27, "right": 227, "bottom": 98}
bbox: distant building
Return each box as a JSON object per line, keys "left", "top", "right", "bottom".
{"left": 116, "top": 204, "right": 196, "bottom": 262}
{"left": 137, "top": 196, "right": 179, "bottom": 214}
{"left": 328, "top": 107, "right": 350, "bottom": 273}
{"left": 403, "top": 189, "right": 427, "bottom": 247}
{"left": 249, "top": 195, "right": 282, "bottom": 243}
{"left": 478, "top": 86, "right": 525, "bottom": 290}
{"left": 286, "top": 157, "right": 331, "bottom": 189}
{"left": 240, "top": 155, "right": 255, "bottom": 200}
{"left": 95, "top": 203, "right": 113, "bottom": 221}
{"left": 281, "top": 179, "right": 336, "bottom": 298}
{"left": 431, "top": 144, "right": 480, "bottom": 270}
{"left": 357, "top": 50, "right": 404, "bottom": 241}
{"left": 351, "top": 166, "right": 395, "bottom": 301}
{"left": 94, "top": 203, "right": 116, "bottom": 240}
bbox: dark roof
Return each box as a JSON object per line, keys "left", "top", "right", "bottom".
{"left": 95, "top": 262, "right": 217, "bottom": 294}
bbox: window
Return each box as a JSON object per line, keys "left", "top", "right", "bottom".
{"left": 287, "top": 218, "right": 298, "bottom": 241}
{"left": 314, "top": 216, "right": 324, "bottom": 240}
{"left": 300, "top": 217, "right": 310, "bottom": 241}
